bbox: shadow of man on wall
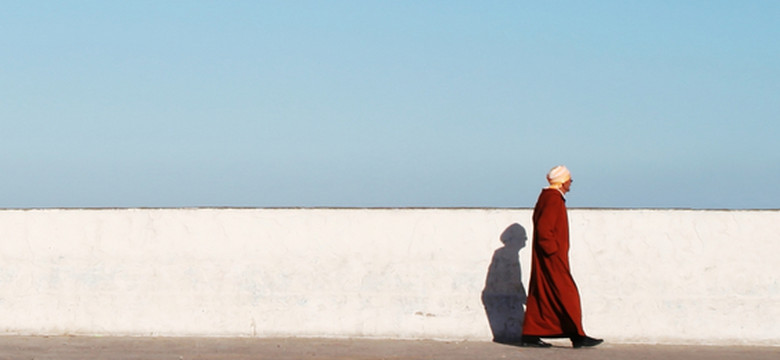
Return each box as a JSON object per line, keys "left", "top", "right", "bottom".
{"left": 481, "top": 223, "right": 528, "bottom": 344}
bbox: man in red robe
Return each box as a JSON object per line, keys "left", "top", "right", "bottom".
{"left": 520, "top": 165, "right": 603, "bottom": 348}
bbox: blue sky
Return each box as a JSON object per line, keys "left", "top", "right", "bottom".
{"left": 1, "top": 1, "right": 778, "bottom": 209}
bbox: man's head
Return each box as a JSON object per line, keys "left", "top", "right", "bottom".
{"left": 547, "top": 165, "right": 573, "bottom": 194}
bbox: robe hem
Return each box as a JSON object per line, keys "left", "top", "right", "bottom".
{"left": 521, "top": 333, "right": 584, "bottom": 339}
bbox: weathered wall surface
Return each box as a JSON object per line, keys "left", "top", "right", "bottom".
{"left": 0, "top": 208, "right": 776, "bottom": 345}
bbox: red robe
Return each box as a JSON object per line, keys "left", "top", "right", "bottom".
{"left": 522, "top": 188, "right": 586, "bottom": 337}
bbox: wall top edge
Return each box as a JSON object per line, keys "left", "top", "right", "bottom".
{"left": 0, "top": 207, "right": 777, "bottom": 212}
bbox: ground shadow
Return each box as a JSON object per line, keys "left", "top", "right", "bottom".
{"left": 481, "top": 223, "right": 528, "bottom": 344}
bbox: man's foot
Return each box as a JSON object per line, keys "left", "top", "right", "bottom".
{"left": 520, "top": 336, "right": 552, "bottom": 348}
{"left": 571, "top": 335, "right": 603, "bottom": 348}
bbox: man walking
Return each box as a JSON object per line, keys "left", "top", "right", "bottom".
{"left": 520, "top": 165, "right": 603, "bottom": 348}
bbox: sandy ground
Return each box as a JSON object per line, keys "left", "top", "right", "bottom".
{"left": 0, "top": 336, "right": 777, "bottom": 360}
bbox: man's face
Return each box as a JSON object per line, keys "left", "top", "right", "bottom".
{"left": 561, "top": 179, "right": 573, "bottom": 194}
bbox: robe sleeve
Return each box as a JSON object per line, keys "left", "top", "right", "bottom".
{"left": 535, "top": 194, "right": 560, "bottom": 256}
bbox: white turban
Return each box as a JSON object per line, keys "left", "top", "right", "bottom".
{"left": 546, "top": 165, "right": 571, "bottom": 185}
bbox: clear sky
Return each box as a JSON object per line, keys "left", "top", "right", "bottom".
{"left": 2, "top": 1, "right": 778, "bottom": 209}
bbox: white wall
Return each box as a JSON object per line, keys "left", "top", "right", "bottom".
{"left": 0, "top": 208, "right": 776, "bottom": 345}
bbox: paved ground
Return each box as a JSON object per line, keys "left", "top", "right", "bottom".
{"left": 0, "top": 336, "right": 777, "bottom": 360}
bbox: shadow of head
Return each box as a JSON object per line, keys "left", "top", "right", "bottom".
{"left": 500, "top": 223, "right": 527, "bottom": 251}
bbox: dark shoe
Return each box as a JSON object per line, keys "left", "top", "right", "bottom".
{"left": 520, "top": 336, "right": 552, "bottom": 348}
{"left": 572, "top": 335, "right": 603, "bottom": 348}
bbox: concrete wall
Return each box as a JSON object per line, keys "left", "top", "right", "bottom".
{"left": 0, "top": 208, "right": 777, "bottom": 345}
